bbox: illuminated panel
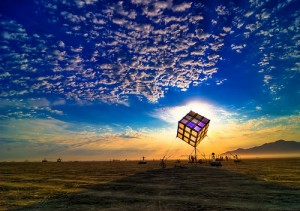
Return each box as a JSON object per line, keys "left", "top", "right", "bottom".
{"left": 191, "top": 130, "right": 197, "bottom": 137}
{"left": 188, "top": 111, "right": 196, "bottom": 116}
{"left": 194, "top": 126, "right": 201, "bottom": 132}
{"left": 176, "top": 110, "right": 210, "bottom": 147}
{"left": 195, "top": 114, "right": 201, "bottom": 120}
{"left": 185, "top": 127, "right": 191, "bottom": 133}
{"left": 191, "top": 135, "right": 196, "bottom": 142}
{"left": 178, "top": 128, "right": 184, "bottom": 134}
{"left": 185, "top": 115, "right": 192, "bottom": 120}
{"left": 187, "top": 122, "right": 195, "bottom": 128}
{"left": 202, "top": 118, "right": 209, "bottom": 124}
{"left": 192, "top": 119, "right": 198, "bottom": 124}
{"left": 183, "top": 136, "right": 189, "bottom": 142}
{"left": 181, "top": 119, "right": 188, "bottom": 124}
{"left": 198, "top": 122, "right": 205, "bottom": 128}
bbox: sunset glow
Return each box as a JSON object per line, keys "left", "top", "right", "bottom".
{"left": 0, "top": 0, "right": 299, "bottom": 161}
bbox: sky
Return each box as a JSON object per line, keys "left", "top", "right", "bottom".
{"left": 0, "top": 0, "right": 299, "bottom": 161}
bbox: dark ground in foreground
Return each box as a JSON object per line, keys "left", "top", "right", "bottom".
{"left": 1, "top": 159, "right": 300, "bottom": 210}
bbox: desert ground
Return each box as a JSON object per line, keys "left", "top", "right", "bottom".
{"left": 0, "top": 158, "right": 300, "bottom": 210}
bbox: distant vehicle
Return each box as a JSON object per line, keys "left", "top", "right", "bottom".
{"left": 210, "top": 152, "right": 222, "bottom": 166}
{"left": 210, "top": 161, "right": 222, "bottom": 166}
{"left": 42, "top": 158, "right": 48, "bottom": 163}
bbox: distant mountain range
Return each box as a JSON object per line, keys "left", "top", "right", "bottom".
{"left": 222, "top": 140, "right": 300, "bottom": 157}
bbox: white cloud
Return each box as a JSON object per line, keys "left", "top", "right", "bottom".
{"left": 29, "top": 98, "right": 50, "bottom": 108}
{"left": 172, "top": 2, "right": 192, "bottom": 12}
{"left": 244, "top": 11, "right": 253, "bottom": 17}
{"left": 231, "top": 44, "right": 246, "bottom": 53}
{"left": 75, "top": 0, "right": 98, "bottom": 8}
{"left": 112, "top": 18, "right": 128, "bottom": 25}
{"left": 131, "top": 0, "right": 151, "bottom": 5}
{"left": 223, "top": 26, "right": 231, "bottom": 32}
{"left": 0, "top": 72, "right": 11, "bottom": 77}
{"left": 58, "top": 41, "right": 65, "bottom": 48}
{"left": 52, "top": 99, "right": 66, "bottom": 106}
{"left": 216, "top": 5, "right": 228, "bottom": 16}
{"left": 263, "top": 75, "right": 272, "bottom": 84}
{"left": 7, "top": 0, "right": 293, "bottom": 107}
{"left": 154, "top": 1, "right": 169, "bottom": 9}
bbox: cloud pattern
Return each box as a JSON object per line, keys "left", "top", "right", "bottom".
{"left": 0, "top": 0, "right": 299, "bottom": 115}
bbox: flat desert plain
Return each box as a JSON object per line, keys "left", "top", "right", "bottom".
{"left": 0, "top": 159, "right": 300, "bottom": 210}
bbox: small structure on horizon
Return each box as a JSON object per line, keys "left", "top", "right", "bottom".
{"left": 138, "top": 156, "right": 147, "bottom": 164}
{"left": 210, "top": 152, "right": 222, "bottom": 166}
{"left": 57, "top": 158, "right": 62, "bottom": 162}
{"left": 42, "top": 158, "right": 48, "bottom": 163}
{"left": 233, "top": 154, "right": 241, "bottom": 163}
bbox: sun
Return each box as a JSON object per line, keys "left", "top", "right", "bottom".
{"left": 168, "top": 100, "right": 218, "bottom": 124}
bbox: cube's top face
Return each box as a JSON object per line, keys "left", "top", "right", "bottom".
{"left": 179, "top": 111, "right": 210, "bottom": 132}
{"left": 177, "top": 111, "right": 210, "bottom": 147}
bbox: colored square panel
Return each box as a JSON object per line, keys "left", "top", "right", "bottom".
{"left": 183, "top": 137, "right": 189, "bottom": 142}
{"left": 177, "top": 133, "right": 183, "bottom": 139}
{"left": 181, "top": 119, "right": 188, "bottom": 124}
{"left": 191, "top": 118, "right": 198, "bottom": 124}
{"left": 179, "top": 123, "right": 185, "bottom": 129}
{"left": 185, "top": 127, "right": 191, "bottom": 133}
{"left": 178, "top": 128, "right": 183, "bottom": 134}
{"left": 200, "top": 130, "right": 206, "bottom": 136}
{"left": 191, "top": 130, "right": 197, "bottom": 137}
{"left": 185, "top": 115, "right": 192, "bottom": 120}
{"left": 188, "top": 111, "right": 196, "bottom": 116}
{"left": 202, "top": 118, "right": 209, "bottom": 123}
{"left": 194, "top": 126, "right": 201, "bottom": 132}
{"left": 196, "top": 114, "right": 203, "bottom": 120}
{"left": 191, "top": 136, "right": 196, "bottom": 142}
{"left": 187, "top": 122, "right": 195, "bottom": 128}
{"left": 198, "top": 122, "right": 205, "bottom": 128}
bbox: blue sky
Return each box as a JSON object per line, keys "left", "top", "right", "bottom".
{"left": 0, "top": 0, "right": 299, "bottom": 161}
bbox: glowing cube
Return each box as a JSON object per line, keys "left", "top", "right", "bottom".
{"left": 177, "top": 110, "right": 210, "bottom": 147}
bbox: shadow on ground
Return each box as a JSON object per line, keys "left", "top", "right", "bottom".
{"left": 18, "top": 165, "right": 300, "bottom": 211}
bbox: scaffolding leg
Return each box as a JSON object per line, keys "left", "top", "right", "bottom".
{"left": 194, "top": 147, "right": 197, "bottom": 163}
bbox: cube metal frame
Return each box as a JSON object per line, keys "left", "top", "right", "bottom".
{"left": 176, "top": 110, "right": 210, "bottom": 161}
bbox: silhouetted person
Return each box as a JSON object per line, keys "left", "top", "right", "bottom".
{"left": 160, "top": 159, "right": 166, "bottom": 168}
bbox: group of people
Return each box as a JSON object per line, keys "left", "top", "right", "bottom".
{"left": 188, "top": 155, "right": 197, "bottom": 163}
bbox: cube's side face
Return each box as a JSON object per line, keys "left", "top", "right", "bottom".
{"left": 177, "top": 111, "right": 210, "bottom": 147}
{"left": 195, "top": 123, "right": 209, "bottom": 147}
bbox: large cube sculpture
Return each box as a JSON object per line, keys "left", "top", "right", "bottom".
{"left": 177, "top": 110, "right": 210, "bottom": 147}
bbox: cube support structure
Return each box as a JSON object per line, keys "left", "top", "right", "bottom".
{"left": 176, "top": 110, "right": 210, "bottom": 148}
